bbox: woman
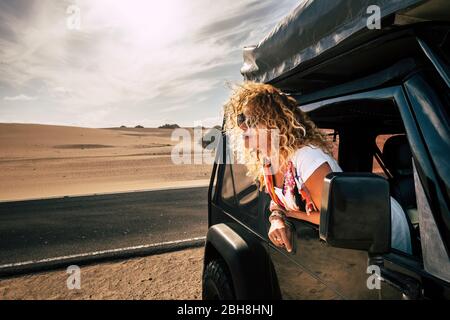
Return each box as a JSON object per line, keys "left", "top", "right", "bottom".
{"left": 224, "top": 82, "right": 412, "bottom": 254}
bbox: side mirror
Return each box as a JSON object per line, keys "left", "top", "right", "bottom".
{"left": 319, "top": 173, "right": 391, "bottom": 255}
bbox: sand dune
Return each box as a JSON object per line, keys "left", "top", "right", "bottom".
{"left": 0, "top": 123, "right": 213, "bottom": 201}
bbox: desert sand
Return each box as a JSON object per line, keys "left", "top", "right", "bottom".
{"left": 0, "top": 248, "right": 203, "bottom": 300}
{"left": 0, "top": 123, "right": 214, "bottom": 201}
{"left": 0, "top": 123, "right": 212, "bottom": 300}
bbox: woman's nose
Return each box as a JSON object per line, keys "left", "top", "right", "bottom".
{"left": 239, "top": 122, "right": 248, "bottom": 131}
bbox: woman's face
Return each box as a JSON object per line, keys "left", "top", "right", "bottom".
{"left": 239, "top": 120, "right": 272, "bottom": 156}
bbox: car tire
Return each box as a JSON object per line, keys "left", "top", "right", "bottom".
{"left": 202, "top": 259, "right": 235, "bottom": 300}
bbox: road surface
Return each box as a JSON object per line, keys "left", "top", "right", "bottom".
{"left": 0, "top": 187, "right": 208, "bottom": 266}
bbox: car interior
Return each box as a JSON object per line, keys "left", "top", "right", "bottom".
{"left": 307, "top": 98, "right": 422, "bottom": 258}
{"left": 379, "top": 134, "right": 421, "bottom": 257}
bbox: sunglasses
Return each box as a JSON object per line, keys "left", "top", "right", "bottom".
{"left": 237, "top": 113, "right": 247, "bottom": 127}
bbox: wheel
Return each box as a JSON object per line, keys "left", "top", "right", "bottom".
{"left": 202, "top": 259, "right": 235, "bottom": 300}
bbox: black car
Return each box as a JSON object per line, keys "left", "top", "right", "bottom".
{"left": 202, "top": 0, "right": 450, "bottom": 300}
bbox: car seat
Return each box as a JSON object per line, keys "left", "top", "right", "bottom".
{"left": 382, "top": 134, "right": 422, "bottom": 256}
{"left": 382, "top": 135, "right": 418, "bottom": 225}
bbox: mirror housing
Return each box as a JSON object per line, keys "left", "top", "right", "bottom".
{"left": 319, "top": 172, "right": 391, "bottom": 255}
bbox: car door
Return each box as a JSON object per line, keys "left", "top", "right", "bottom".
{"left": 266, "top": 143, "right": 379, "bottom": 299}
{"left": 261, "top": 129, "right": 378, "bottom": 299}
{"left": 264, "top": 84, "right": 432, "bottom": 299}
{"left": 379, "top": 68, "right": 450, "bottom": 299}
{"left": 376, "top": 36, "right": 450, "bottom": 299}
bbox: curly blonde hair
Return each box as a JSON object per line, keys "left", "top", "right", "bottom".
{"left": 223, "top": 82, "right": 331, "bottom": 189}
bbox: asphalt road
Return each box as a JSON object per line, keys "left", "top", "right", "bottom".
{"left": 0, "top": 187, "right": 208, "bottom": 266}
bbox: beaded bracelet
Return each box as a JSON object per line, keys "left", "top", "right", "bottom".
{"left": 269, "top": 210, "right": 286, "bottom": 223}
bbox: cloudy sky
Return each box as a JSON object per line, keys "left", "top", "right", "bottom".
{"left": 0, "top": 0, "right": 299, "bottom": 128}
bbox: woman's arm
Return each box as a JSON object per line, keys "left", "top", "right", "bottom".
{"left": 266, "top": 162, "right": 331, "bottom": 249}
{"left": 269, "top": 200, "right": 286, "bottom": 215}
{"left": 286, "top": 162, "right": 332, "bottom": 226}
{"left": 267, "top": 200, "right": 294, "bottom": 252}
{"left": 286, "top": 210, "right": 320, "bottom": 225}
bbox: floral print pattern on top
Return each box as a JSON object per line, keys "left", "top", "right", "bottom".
{"left": 264, "top": 160, "right": 318, "bottom": 216}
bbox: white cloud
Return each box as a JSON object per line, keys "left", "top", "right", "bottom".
{"left": 0, "top": 0, "right": 299, "bottom": 127}
{"left": 197, "top": 116, "right": 223, "bottom": 128}
{"left": 3, "top": 94, "right": 37, "bottom": 101}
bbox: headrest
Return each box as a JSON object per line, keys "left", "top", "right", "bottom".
{"left": 382, "top": 135, "right": 413, "bottom": 176}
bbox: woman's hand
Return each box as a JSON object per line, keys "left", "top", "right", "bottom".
{"left": 268, "top": 217, "right": 293, "bottom": 252}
